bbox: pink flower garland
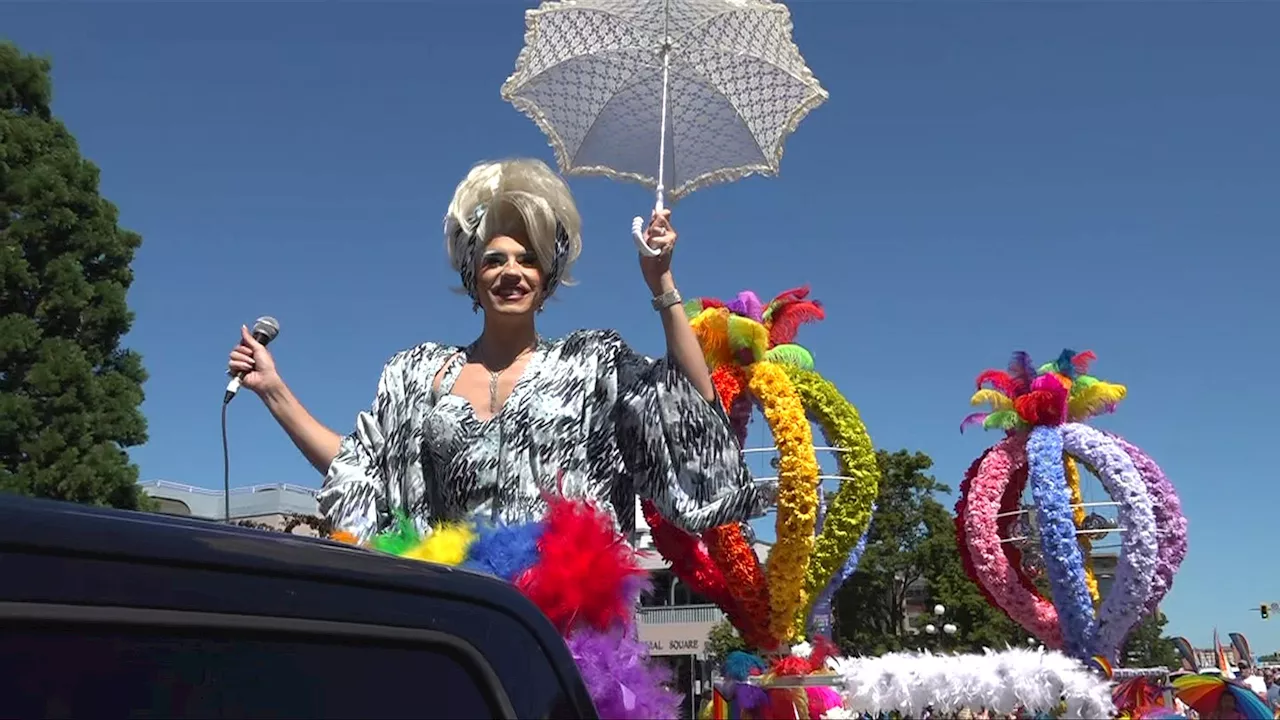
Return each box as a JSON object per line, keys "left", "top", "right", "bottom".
{"left": 963, "top": 435, "right": 1063, "bottom": 648}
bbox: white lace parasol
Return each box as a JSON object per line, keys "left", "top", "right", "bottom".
{"left": 501, "top": 0, "right": 828, "bottom": 250}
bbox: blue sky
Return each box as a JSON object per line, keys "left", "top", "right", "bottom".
{"left": 4, "top": 1, "right": 1277, "bottom": 653}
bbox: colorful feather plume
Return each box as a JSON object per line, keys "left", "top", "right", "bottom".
{"left": 361, "top": 493, "right": 672, "bottom": 720}
{"left": 964, "top": 350, "right": 1127, "bottom": 431}
{"left": 728, "top": 315, "right": 770, "bottom": 365}
{"left": 765, "top": 287, "right": 825, "bottom": 347}
{"left": 1008, "top": 351, "right": 1037, "bottom": 394}
{"left": 401, "top": 523, "right": 475, "bottom": 565}
{"left": 370, "top": 509, "right": 422, "bottom": 556}
{"left": 765, "top": 343, "right": 815, "bottom": 370}
{"left": 461, "top": 522, "right": 544, "bottom": 581}
{"left": 976, "top": 369, "right": 1018, "bottom": 397}
{"left": 567, "top": 626, "right": 682, "bottom": 720}
{"left": 692, "top": 307, "right": 734, "bottom": 368}
{"left": 761, "top": 286, "right": 811, "bottom": 323}
{"left": 518, "top": 496, "right": 648, "bottom": 633}
{"left": 727, "top": 290, "right": 766, "bottom": 323}
{"left": 724, "top": 651, "right": 769, "bottom": 681}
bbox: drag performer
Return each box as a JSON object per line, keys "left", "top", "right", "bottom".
{"left": 228, "top": 158, "right": 767, "bottom": 541}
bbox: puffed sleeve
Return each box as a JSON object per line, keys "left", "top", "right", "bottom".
{"left": 589, "top": 330, "right": 765, "bottom": 534}
{"left": 317, "top": 352, "right": 407, "bottom": 542}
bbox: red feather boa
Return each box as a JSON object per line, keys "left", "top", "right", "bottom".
{"left": 641, "top": 500, "right": 736, "bottom": 611}
{"left": 518, "top": 496, "right": 648, "bottom": 633}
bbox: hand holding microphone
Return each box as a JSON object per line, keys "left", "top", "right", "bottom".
{"left": 225, "top": 316, "right": 281, "bottom": 404}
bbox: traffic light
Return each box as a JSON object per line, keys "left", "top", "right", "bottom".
{"left": 1262, "top": 604, "right": 1270, "bottom": 620}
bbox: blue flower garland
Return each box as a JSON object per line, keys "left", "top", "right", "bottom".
{"left": 1027, "top": 426, "right": 1095, "bottom": 659}
{"left": 805, "top": 505, "right": 875, "bottom": 638}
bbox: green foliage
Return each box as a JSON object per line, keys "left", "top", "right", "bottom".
{"left": 705, "top": 618, "right": 748, "bottom": 666}
{"left": 0, "top": 42, "right": 149, "bottom": 510}
{"left": 834, "top": 449, "right": 1029, "bottom": 654}
{"left": 917, "top": 486, "right": 1033, "bottom": 653}
{"left": 1121, "top": 611, "right": 1181, "bottom": 669}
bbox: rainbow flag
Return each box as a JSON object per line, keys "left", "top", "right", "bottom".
{"left": 710, "top": 689, "right": 729, "bottom": 720}
{"left": 1214, "top": 628, "right": 1232, "bottom": 675}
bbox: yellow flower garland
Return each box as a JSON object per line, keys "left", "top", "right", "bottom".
{"left": 1063, "top": 456, "right": 1100, "bottom": 604}
{"left": 747, "top": 360, "right": 821, "bottom": 642}
{"left": 785, "top": 367, "right": 880, "bottom": 621}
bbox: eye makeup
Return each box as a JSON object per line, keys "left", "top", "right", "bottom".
{"left": 482, "top": 251, "right": 540, "bottom": 268}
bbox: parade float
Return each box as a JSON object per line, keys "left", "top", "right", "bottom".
{"left": 643, "top": 286, "right": 880, "bottom": 651}
{"left": 650, "top": 298, "right": 1117, "bottom": 719}
{"left": 955, "top": 350, "right": 1189, "bottom": 662}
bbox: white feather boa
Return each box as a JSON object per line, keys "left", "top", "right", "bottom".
{"left": 828, "top": 648, "right": 1115, "bottom": 718}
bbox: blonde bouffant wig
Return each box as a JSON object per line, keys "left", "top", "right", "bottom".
{"left": 443, "top": 158, "right": 583, "bottom": 300}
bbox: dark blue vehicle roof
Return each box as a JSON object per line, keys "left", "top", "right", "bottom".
{"left": 0, "top": 493, "right": 598, "bottom": 719}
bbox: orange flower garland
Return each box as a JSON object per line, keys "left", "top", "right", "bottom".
{"left": 706, "top": 364, "right": 777, "bottom": 649}
{"left": 711, "top": 365, "right": 745, "bottom": 408}
{"left": 704, "top": 525, "right": 777, "bottom": 650}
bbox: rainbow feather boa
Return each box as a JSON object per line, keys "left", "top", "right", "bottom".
{"left": 348, "top": 496, "right": 682, "bottom": 720}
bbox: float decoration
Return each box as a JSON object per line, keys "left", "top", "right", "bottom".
{"left": 829, "top": 648, "right": 1116, "bottom": 719}
{"left": 648, "top": 286, "right": 881, "bottom": 647}
{"left": 343, "top": 487, "right": 682, "bottom": 720}
{"left": 709, "top": 642, "right": 843, "bottom": 720}
{"left": 957, "top": 350, "right": 1187, "bottom": 662}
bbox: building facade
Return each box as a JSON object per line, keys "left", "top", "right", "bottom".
{"left": 632, "top": 501, "right": 772, "bottom": 720}
{"left": 139, "top": 480, "right": 323, "bottom": 535}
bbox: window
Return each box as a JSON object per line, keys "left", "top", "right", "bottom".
{"left": 1, "top": 626, "right": 504, "bottom": 719}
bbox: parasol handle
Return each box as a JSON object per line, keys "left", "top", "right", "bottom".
{"left": 631, "top": 39, "right": 672, "bottom": 258}
{"left": 630, "top": 186, "right": 665, "bottom": 257}
{"left": 631, "top": 215, "right": 663, "bottom": 257}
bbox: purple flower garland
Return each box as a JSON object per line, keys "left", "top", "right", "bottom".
{"left": 1061, "top": 424, "right": 1157, "bottom": 660}
{"left": 1105, "top": 432, "right": 1188, "bottom": 615}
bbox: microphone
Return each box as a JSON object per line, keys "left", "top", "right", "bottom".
{"left": 224, "top": 316, "right": 280, "bottom": 405}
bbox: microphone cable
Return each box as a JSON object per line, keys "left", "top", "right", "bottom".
{"left": 220, "top": 316, "right": 280, "bottom": 523}
{"left": 221, "top": 399, "right": 232, "bottom": 522}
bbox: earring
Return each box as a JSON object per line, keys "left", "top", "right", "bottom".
{"left": 472, "top": 300, "right": 480, "bottom": 314}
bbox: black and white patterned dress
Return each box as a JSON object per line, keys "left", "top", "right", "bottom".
{"left": 318, "top": 329, "right": 764, "bottom": 542}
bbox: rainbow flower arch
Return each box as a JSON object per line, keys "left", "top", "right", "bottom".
{"left": 956, "top": 350, "right": 1188, "bottom": 661}
{"left": 645, "top": 287, "right": 880, "bottom": 648}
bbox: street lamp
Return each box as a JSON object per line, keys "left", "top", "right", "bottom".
{"left": 943, "top": 623, "right": 957, "bottom": 636}
{"left": 924, "top": 624, "right": 937, "bottom": 635}
{"left": 934, "top": 604, "right": 946, "bottom": 617}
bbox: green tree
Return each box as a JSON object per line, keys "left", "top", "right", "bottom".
{"left": 705, "top": 618, "right": 748, "bottom": 666}
{"left": 917, "top": 486, "right": 1033, "bottom": 652}
{"left": 0, "top": 43, "right": 150, "bottom": 509}
{"left": 834, "top": 449, "right": 1028, "bottom": 655}
{"left": 1121, "top": 611, "right": 1181, "bottom": 669}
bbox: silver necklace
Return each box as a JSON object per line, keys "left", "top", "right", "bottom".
{"left": 475, "top": 340, "right": 538, "bottom": 415}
